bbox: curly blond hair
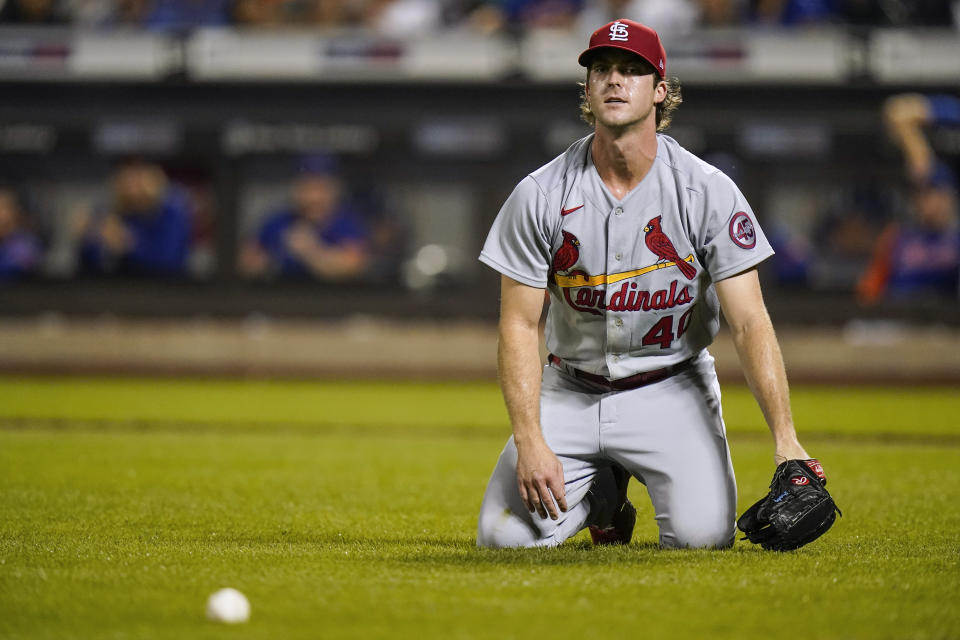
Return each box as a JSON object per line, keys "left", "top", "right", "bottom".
{"left": 578, "top": 65, "right": 682, "bottom": 132}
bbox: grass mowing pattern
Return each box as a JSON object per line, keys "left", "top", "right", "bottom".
{"left": 1, "top": 378, "right": 958, "bottom": 437}
{"left": 1, "top": 377, "right": 958, "bottom": 639}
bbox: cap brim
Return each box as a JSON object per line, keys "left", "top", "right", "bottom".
{"left": 577, "top": 45, "right": 663, "bottom": 77}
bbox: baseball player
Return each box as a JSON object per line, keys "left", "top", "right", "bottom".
{"left": 476, "top": 19, "right": 814, "bottom": 549}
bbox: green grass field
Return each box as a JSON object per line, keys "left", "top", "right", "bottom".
{"left": 1, "top": 378, "right": 958, "bottom": 640}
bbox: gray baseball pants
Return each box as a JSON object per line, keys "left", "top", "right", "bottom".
{"left": 476, "top": 350, "right": 737, "bottom": 549}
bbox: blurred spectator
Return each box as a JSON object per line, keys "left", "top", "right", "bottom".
{"left": 857, "top": 165, "right": 959, "bottom": 302}
{"left": 68, "top": 0, "right": 157, "bottom": 26}
{"left": 305, "top": 0, "right": 367, "bottom": 28}
{"left": 462, "top": 0, "right": 583, "bottom": 34}
{"left": 767, "top": 221, "right": 814, "bottom": 286}
{"left": 578, "top": 0, "right": 700, "bottom": 37}
{"left": 749, "top": 0, "right": 959, "bottom": 26}
{"left": 884, "top": 94, "right": 960, "bottom": 186}
{"left": 231, "top": 0, "right": 284, "bottom": 26}
{"left": 749, "top": 0, "right": 837, "bottom": 26}
{"left": 698, "top": 0, "right": 743, "bottom": 25}
{"left": 141, "top": 0, "right": 231, "bottom": 31}
{"left": 0, "top": 187, "right": 42, "bottom": 281}
{"left": 808, "top": 180, "right": 893, "bottom": 289}
{"left": 439, "top": 0, "right": 484, "bottom": 27}
{"left": 351, "top": 180, "right": 406, "bottom": 283}
{"left": 240, "top": 155, "right": 372, "bottom": 281}
{"left": 365, "top": 0, "right": 443, "bottom": 37}
{"left": 5, "top": 0, "right": 958, "bottom": 29}
{"left": 63, "top": 0, "right": 127, "bottom": 25}
{"left": 857, "top": 94, "right": 960, "bottom": 303}
{"left": 0, "top": 0, "right": 68, "bottom": 23}
{"left": 76, "top": 158, "right": 192, "bottom": 276}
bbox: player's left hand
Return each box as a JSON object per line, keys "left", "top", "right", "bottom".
{"left": 737, "top": 458, "right": 841, "bottom": 551}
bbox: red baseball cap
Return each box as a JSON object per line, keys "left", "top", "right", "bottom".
{"left": 578, "top": 19, "right": 666, "bottom": 78}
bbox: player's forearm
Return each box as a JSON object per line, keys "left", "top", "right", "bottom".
{"left": 497, "top": 320, "right": 544, "bottom": 447}
{"left": 729, "top": 311, "right": 803, "bottom": 452}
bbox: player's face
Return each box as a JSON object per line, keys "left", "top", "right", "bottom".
{"left": 586, "top": 51, "right": 666, "bottom": 131}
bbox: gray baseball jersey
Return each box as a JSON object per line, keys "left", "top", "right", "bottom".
{"left": 480, "top": 133, "right": 773, "bottom": 380}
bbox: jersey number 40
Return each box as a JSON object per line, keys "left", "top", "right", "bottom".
{"left": 641, "top": 306, "right": 696, "bottom": 350}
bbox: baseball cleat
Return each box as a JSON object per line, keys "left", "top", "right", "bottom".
{"left": 589, "top": 499, "right": 636, "bottom": 545}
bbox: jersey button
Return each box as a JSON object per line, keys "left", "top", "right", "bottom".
{"left": 615, "top": 252, "right": 622, "bottom": 261}
{"left": 614, "top": 207, "right": 623, "bottom": 216}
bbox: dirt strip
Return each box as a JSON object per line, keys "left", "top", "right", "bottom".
{"left": 0, "top": 317, "right": 957, "bottom": 384}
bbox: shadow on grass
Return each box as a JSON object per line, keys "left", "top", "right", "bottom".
{"left": 0, "top": 417, "right": 503, "bottom": 440}
{"left": 397, "top": 539, "right": 781, "bottom": 568}
{"left": 141, "top": 523, "right": 845, "bottom": 567}
{"left": 179, "top": 531, "right": 675, "bottom": 565}
{"left": 247, "top": 532, "right": 764, "bottom": 567}
{"left": 114, "top": 528, "right": 828, "bottom": 571}
{"left": 4, "top": 418, "right": 959, "bottom": 446}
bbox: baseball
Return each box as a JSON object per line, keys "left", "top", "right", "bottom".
{"left": 205, "top": 588, "right": 250, "bottom": 623}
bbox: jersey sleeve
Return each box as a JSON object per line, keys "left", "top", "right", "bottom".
{"left": 479, "top": 176, "right": 552, "bottom": 288}
{"left": 697, "top": 171, "right": 774, "bottom": 282}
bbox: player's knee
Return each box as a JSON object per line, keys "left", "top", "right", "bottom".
{"left": 660, "top": 517, "right": 735, "bottom": 550}
{"left": 477, "top": 508, "right": 538, "bottom": 549}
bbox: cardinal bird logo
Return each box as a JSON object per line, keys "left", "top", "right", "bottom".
{"left": 552, "top": 230, "right": 581, "bottom": 274}
{"left": 643, "top": 216, "right": 697, "bottom": 280}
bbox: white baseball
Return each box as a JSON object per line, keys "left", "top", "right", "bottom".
{"left": 205, "top": 588, "right": 250, "bottom": 623}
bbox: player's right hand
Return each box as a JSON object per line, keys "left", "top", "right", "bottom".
{"left": 515, "top": 438, "right": 568, "bottom": 520}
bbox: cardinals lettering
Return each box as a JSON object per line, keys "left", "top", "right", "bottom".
{"left": 551, "top": 223, "right": 698, "bottom": 316}
{"left": 566, "top": 279, "right": 694, "bottom": 315}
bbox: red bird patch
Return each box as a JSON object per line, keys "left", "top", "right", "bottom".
{"left": 643, "top": 216, "right": 697, "bottom": 280}
{"left": 552, "top": 230, "right": 581, "bottom": 273}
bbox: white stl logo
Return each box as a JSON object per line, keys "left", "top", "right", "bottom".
{"left": 609, "top": 21, "right": 629, "bottom": 41}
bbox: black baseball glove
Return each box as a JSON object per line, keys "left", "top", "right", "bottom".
{"left": 737, "top": 458, "right": 841, "bottom": 551}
